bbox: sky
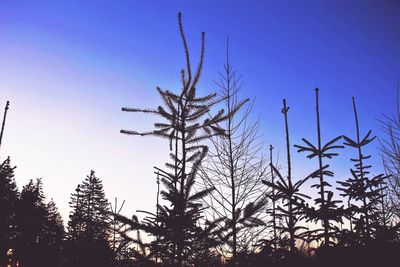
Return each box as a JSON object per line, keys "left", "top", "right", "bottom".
{"left": 0, "top": 0, "right": 399, "bottom": 222}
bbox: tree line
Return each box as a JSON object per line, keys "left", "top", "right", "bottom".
{"left": 1, "top": 13, "right": 400, "bottom": 267}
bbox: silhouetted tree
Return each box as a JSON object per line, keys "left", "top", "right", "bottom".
{"left": 198, "top": 42, "right": 266, "bottom": 264}
{"left": 66, "top": 170, "right": 113, "bottom": 267}
{"left": 294, "top": 88, "right": 344, "bottom": 246}
{"left": 15, "top": 178, "right": 65, "bottom": 267}
{"left": 0, "top": 157, "right": 18, "bottom": 266}
{"left": 258, "top": 145, "right": 285, "bottom": 259}
{"left": 15, "top": 178, "right": 47, "bottom": 266}
{"left": 338, "top": 97, "right": 388, "bottom": 244}
{"left": 262, "top": 99, "right": 313, "bottom": 256}
{"left": 121, "top": 13, "right": 236, "bottom": 267}
{"left": 380, "top": 87, "right": 400, "bottom": 220}
{"left": 43, "top": 199, "right": 65, "bottom": 266}
{"left": 108, "top": 197, "right": 129, "bottom": 266}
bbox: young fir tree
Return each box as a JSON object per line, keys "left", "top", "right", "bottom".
{"left": 258, "top": 145, "right": 284, "bottom": 258}
{"left": 294, "top": 88, "right": 344, "bottom": 247}
{"left": 0, "top": 157, "right": 18, "bottom": 266}
{"left": 198, "top": 42, "right": 266, "bottom": 265}
{"left": 66, "top": 170, "right": 113, "bottom": 267}
{"left": 121, "top": 13, "right": 236, "bottom": 266}
{"left": 109, "top": 197, "right": 129, "bottom": 264}
{"left": 267, "top": 145, "right": 280, "bottom": 251}
{"left": 262, "top": 99, "right": 314, "bottom": 255}
{"left": 337, "top": 97, "right": 388, "bottom": 243}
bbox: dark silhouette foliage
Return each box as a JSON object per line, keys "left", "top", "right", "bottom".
{"left": 337, "top": 97, "right": 389, "bottom": 244}
{"left": 294, "top": 88, "right": 344, "bottom": 246}
{"left": 65, "top": 170, "right": 113, "bottom": 267}
{"left": 0, "top": 157, "right": 18, "bottom": 266}
{"left": 2, "top": 12, "right": 400, "bottom": 267}
{"left": 261, "top": 99, "right": 312, "bottom": 257}
{"left": 120, "top": 13, "right": 237, "bottom": 267}
{"left": 15, "top": 178, "right": 65, "bottom": 267}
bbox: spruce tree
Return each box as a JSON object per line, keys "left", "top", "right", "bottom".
{"left": 15, "top": 179, "right": 47, "bottom": 266}
{"left": 66, "top": 170, "right": 113, "bottom": 267}
{"left": 0, "top": 157, "right": 18, "bottom": 266}
{"left": 43, "top": 199, "right": 65, "bottom": 266}
{"left": 121, "top": 13, "right": 236, "bottom": 266}
{"left": 15, "top": 178, "right": 64, "bottom": 267}
{"left": 294, "top": 88, "right": 344, "bottom": 247}
{"left": 337, "top": 97, "right": 388, "bottom": 243}
{"left": 262, "top": 99, "right": 314, "bottom": 255}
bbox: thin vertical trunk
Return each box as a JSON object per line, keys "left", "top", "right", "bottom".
{"left": 155, "top": 172, "right": 160, "bottom": 264}
{"left": 177, "top": 102, "right": 186, "bottom": 267}
{"left": 224, "top": 45, "right": 237, "bottom": 265}
{"left": 380, "top": 183, "right": 386, "bottom": 227}
{"left": 270, "top": 145, "right": 277, "bottom": 250}
{"left": 0, "top": 101, "right": 10, "bottom": 152}
{"left": 282, "top": 99, "right": 295, "bottom": 252}
{"left": 348, "top": 199, "right": 353, "bottom": 233}
{"left": 315, "top": 88, "right": 329, "bottom": 246}
{"left": 352, "top": 97, "right": 370, "bottom": 239}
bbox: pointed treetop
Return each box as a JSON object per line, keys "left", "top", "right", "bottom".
{"left": 282, "top": 99, "right": 289, "bottom": 114}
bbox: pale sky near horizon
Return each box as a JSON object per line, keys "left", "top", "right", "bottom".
{"left": 0, "top": 0, "right": 399, "bottom": 224}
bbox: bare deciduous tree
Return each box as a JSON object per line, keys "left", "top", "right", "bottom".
{"left": 198, "top": 44, "right": 267, "bottom": 265}
{"left": 380, "top": 87, "right": 400, "bottom": 220}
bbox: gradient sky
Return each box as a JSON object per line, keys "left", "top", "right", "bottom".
{"left": 0, "top": 0, "right": 399, "bottom": 222}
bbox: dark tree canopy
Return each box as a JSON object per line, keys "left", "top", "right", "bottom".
{"left": 66, "top": 170, "right": 113, "bottom": 267}
{"left": 0, "top": 157, "right": 18, "bottom": 266}
{"left": 14, "top": 178, "right": 65, "bottom": 267}
{"left": 1, "top": 11, "right": 399, "bottom": 267}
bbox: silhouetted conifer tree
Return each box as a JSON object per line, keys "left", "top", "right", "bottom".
{"left": 43, "top": 199, "right": 65, "bottom": 266}
{"left": 294, "top": 88, "right": 344, "bottom": 246}
{"left": 267, "top": 145, "right": 281, "bottom": 252}
{"left": 68, "top": 184, "right": 84, "bottom": 241}
{"left": 15, "top": 179, "right": 47, "bottom": 266}
{"left": 0, "top": 157, "right": 18, "bottom": 266}
{"left": 15, "top": 178, "right": 65, "bottom": 267}
{"left": 66, "top": 170, "right": 113, "bottom": 267}
{"left": 337, "top": 97, "right": 388, "bottom": 244}
{"left": 258, "top": 145, "right": 285, "bottom": 259}
{"left": 262, "top": 99, "right": 314, "bottom": 255}
{"left": 121, "top": 13, "right": 236, "bottom": 267}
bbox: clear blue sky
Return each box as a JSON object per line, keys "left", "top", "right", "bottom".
{"left": 0, "top": 0, "right": 399, "bottom": 221}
